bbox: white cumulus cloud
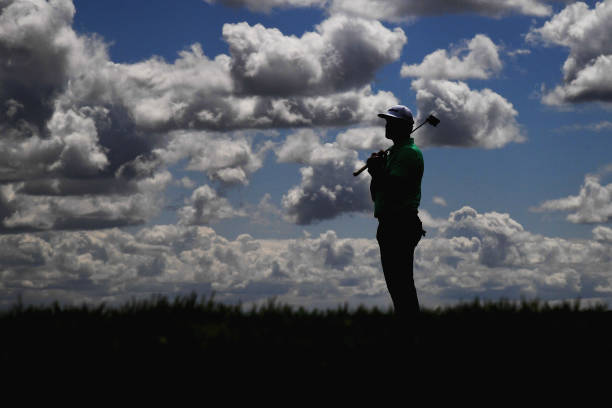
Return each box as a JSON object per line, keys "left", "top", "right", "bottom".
{"left": 335, "top": 126, "right": 392, "bottom": 152}
{"left": 593, "top": 226, "right": 612, "bottom": 243}
{"left": 433, "top": 196, "right": 448, "bottom": 207}
{"left": 178, "top": 185, "right": 246, "bottom": 226}
{"left": 531, "top": 170, "right": 612, "bottom": 224}
{"left": 223, "top": 16, "right": 406, "bottom": 96}
{"left": 401, "top": 34, "right": 502, "bottom": 80}
{"left": 411, "top": 79, "right": 525, "bottom": 149}
{"left": 526, "top": 0, "right": 612, "bottom": 105}
{"left": 417, "top": 206, "right": 611, "bottom": 301}
{"left": 2, "top": 207, "right": 611, "bottom": 309}
{"left": 158, "top": 131, "right": 274, "bottom": 186}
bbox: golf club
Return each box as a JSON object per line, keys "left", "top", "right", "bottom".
{"left": 352, "top": 114, "right": 440, "bottom": 176}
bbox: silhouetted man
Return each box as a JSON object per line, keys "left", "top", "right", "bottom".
{"left": 367, "top": 105, "right": 425, "bottom": 336}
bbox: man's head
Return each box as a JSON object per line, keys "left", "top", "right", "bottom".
{"left": 378, "top": 105, "right": 414, "bottom": 141}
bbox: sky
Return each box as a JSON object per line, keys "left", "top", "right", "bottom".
{"left": 0, "top": 0, "right": 611, "bottom": 310}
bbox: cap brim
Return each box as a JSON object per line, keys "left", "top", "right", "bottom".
{"left": 378, "top": 113, "right": 411, "bottom": 121}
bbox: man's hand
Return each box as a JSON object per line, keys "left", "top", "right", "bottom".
{"left": 367, "top": 150, "right": 386, "bottom": 177}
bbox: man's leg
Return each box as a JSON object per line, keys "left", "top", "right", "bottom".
{"left": 377, "top": 218, "right": 420, "bottom": 322}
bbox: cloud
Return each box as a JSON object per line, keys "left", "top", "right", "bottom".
{"left": 0, "top": 0, "right": 118, "bottom": 183}
{"left": 0, "top": 171, "right": 172, "bottom": 232}
{"left": 0, "top": 0, "right": 179, "bottom": 231}
{"left": 506, "top": 49, "right": 531, "bottom": 57}
{"left": 555, "top": 120, "right": 612, "bottom": 133}
{"left": 0, "top": 0, "right": 400, "bottom": 135}
{"left": 410, "top": 79, "right": 526, "bottom": 148}
{"left": 433, "top": 196, "right": 447, "bottom": 207}
{"left": 98, "top": 44, "right": 235, "bottom": 130}
{"left": 0, "top": 1, "right": 403, "bottom": 231}
{"left": 526, "top": 1, "right": 612, "bottom": 105}
{"left": 205, "top": 0, "right": 556, "bottom": 20}
{"left": 178, "top": 184, "right": 246, "bottom": 225}
{"left": 203, "top": 0, "right": 326, "bottom": 13}
{"left": 276, "top": 129, "right": 372, "bottom": 224}
{"left": 328, "top": 0, "right": 553, "bottom": 21}
{"left": 84, "top": 19, "right": 401, "bottom": 131}
{"left": 335, "top": 126, "right": 392, "bottom": 152}
{"left": 593, "top": 226, "right": 612, "bottom": 243}
{"left": 158, "top": 131, "right": 273, "bottom": 186}
{"left": 0, "top": 0, "right": 77, "bottom": 132}
{"left": 418, "top": 208, "right": 448, "bottom": 229}
{"left": 2, "top": 207, "right": 611, "bottom": 309}
{"left": 531, "top": 171, "right": 612, "bottom": 224}
{"left": 0, "top": 225, "right": 386, "bottom": 309}
{"left": 416, "top": 206, "right": 612, "bottom": 301}
{"left": 399, "top": 34, "right": 524, "bottom": 149}
{"left": 223, "top": 16, "right": 406, "bottom": 96}
{"left": 177, "top": 177, "right": 196, "bottom": 189}
{"left": 401, "top": 34, "right": 502, "bottom": 80}
{"left": 248, "top": 193, "right": 284, "bottom": 226}
{"left": 0, "top": 233, "right": 52, "bottom": 267}
{"left": 439, "top": 206, "right": 525, "bottom": 268}
{"left": 540, "top": 55, "right": 612, "bottom": 104}
{"left": 72, "top": 39, "right": 396, "bottom": 131}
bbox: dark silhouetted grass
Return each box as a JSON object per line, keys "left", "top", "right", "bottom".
{"left": 2, "top": 294, "right": 611, "bottom": 376}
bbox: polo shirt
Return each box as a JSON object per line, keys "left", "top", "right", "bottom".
{"left": 373, "top": 137, "right": 424, "bottom": 218}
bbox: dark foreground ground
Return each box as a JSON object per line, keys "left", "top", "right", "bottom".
{"left": 2, "top": 294, "right": 611, "bottom": 380}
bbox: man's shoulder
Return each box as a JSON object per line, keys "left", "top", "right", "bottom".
{"left": 396, "top": 142, "right": 423, "bottom": 160}
{"left": 410, "top": 143, "right": 423, "bottom": 158}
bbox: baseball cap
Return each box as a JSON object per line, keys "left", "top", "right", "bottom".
{"left": 378, "top": 105, "right": 414, "bottom": 123}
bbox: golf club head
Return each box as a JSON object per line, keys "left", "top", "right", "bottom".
{"left": 426, "top": 114, "right": 440, "bottom": 127}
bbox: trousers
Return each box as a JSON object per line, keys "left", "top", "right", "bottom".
{"left": 376, "top": 213, "right": 424, "bottom": 319}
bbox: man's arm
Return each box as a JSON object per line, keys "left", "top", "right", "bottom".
{"left": 367, "top": 151, "right": 386, "bottom": 201}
